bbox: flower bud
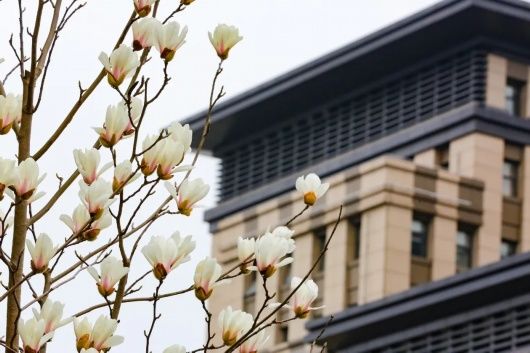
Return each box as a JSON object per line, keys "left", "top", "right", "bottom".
{"left": 290, "top": 277, "right": 323, "bottom": 318}
{"left": 90, "top": 315, "right": 124, "bottom": 351}
{"left": 113, "top": 160, "right": 138, "bottom": 192}
{"left": 74, "top": 148, "right": 111, "bottom": 185}
{"left": 295, "top": 173, "right": 329, "bottom": 206}
{"left": 12, "top": 158, "right": 45, "bottom": 200}
{"left": 168, "top": 122, "right": 192, "bottom": 152}
{"left": 32, "top": 299, "right": 73, "bottom": 334}
{"left": 140, "top": 135, "right": 160, "bottom": 176}
{"left": 193, "top": 257, "right": 228, "bottom": 301}
{"left": 133, "top": 0, "right": 156, "bottom": 17}
{"left": 26, "top": 233, "right": 56, "bottom": 273}
{"left": 94, "top": 104, "right": 129, "bottom": 148}
{"left": 132, "top": 18, "right": 159, "bottom": 51}
{"left": 78, "top": 179, "right": 113, "bottom": 219}
{"left": 60, "top": 205, "right": 112, "bottom": 241}
{"left": 156, "top": 139, "right": 185, "bottom": 180}
{"left": 208, "top": 24, "right": 243, "bottom": 60}
{"left": 165, "top": 178, "right": 209, "bottom": 216}
{"left": 250, "top": 232, "right": 294, "bottom": 278}
{"left": 237, "top": 237, "right": 255, "bottom": 273}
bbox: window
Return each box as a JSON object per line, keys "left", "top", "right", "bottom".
{"left": 313, "top": 228, "right": 327, "bottom": 272}
{"left": 502, "top": 160, "right": 519, "bottom": 197}
{"left": 411, "top": 218, "right": 429, "bottom": 258}
{"left": 243, "top": 272, "right": 257, "bottom": 314}
{"left": 353, "top": 220, "right": 361, "bottom": 260}
{"left": 456, "top": 227, "right": 474, "bottom": 273}
{"left": 501, "top": 239, "right": 517, "bottom": 259}
{"left": 436, "top": 145, "right": 449, "bottom": 170}
{"left": 505, "top": 78, "right": 525, "bottom": 116}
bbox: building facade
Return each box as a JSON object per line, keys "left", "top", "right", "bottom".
{"left": 184, "top": 0, "right": 530, "bottom": 351}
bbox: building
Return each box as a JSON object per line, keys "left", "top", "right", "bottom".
{"left": 184, "top": 0, "right": 530, "bottom": 351}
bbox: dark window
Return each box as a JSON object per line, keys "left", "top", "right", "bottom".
{"left": 505, "top": 78, "right": 525, "bottom": 116}
{"left": 243, "top": 272, "right": 257, "bottom": 314}
{"left": 314, "top": 228, "right": 327, "bottom": 272}
{"left": 411, "top": 218, "right": 429, "bottom": 258}
{"left": 436, "top": 145, "right": 449, "bottom": 170}
{"left": 502, "top": 160, "right": 519, "bottom": 197}
{"left": 277, "top": 326, "right": 288, "bottom": 343}
{"left": 501, "top": 239, "right": 517, "bottom": 259}
{"left": 353, "top": 220, "right": 361, "bottom": 260}
{"left": 456, "top": 227, "right": 474, "bottom": 273}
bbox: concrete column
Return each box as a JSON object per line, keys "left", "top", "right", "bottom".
{"left": 358, "top": 205, "right": 412, "bottom": 304}
{"left": 322, "top": 220, "right": 349, "bottom": 315}
{"left": 485, "top": 54, "right": 507, "bottom": 109}
{"left": 431, "top": 216, "right": 457, "bottom": 280}
{"left": 520, "top": 147, "right": 530, "bottom": 251}
{"left": 414, "top": 149, "right": 437, "bottom": 168}
{"left": 449, "top": 133, "right": 504, "bottom": 265}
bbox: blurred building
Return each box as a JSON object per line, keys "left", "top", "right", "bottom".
{"left": 184, "top": 0, "right": 530, "bottom": 352}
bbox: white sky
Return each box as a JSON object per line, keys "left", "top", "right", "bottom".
{"left": 0, "top": 0, "right": 467, "bottom": 351}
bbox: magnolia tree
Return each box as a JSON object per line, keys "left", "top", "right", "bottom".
{"left": 0, "top": 1, "right": 339, "bottom": 353}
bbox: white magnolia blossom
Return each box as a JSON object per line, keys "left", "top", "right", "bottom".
{"left": 74, "top": 317, "right": 93, "bottom": 351}
{"left": 156, "top": 21, "right": 188, "bottom": 62}
{"left": 156, "top": 139, "right": 186, "bottom": 180}
{"left": 270, "top": 226, "right": 295, "bottom": 252}
{"left": 163, "top": 344, "right": 187, "bottom": 353}
{"left": 90, "top": 315, "right": 124, "bottom": 351}
{"left": 18, "top": 318, "right": 54, "bottom": 353}
{"left": 289, "top": 277, "right": 323, "bottom": 318}
{"left": 0, "top": 157, "right": 16, "bottom": 199}
{"left": 60, "top": 205, "right": 112, "bottom": 241}
{"left": 81, "top": 349, "right": 101, "bottom": 353}
{"left": 0, "top": 93, "right": 22, "bottom": 134}
{"left": 140, "top": 134, "right": 160, "bottom": 176}
{"left": 295, "top": 173, "right": 329, "bottom": 206}
{"left": 74, "top": 148, "right": 111, "bottom": 185}
{"left": 12, "top": 158, "right": 45, "bottom": 200}
{"left": 133, "top": 0, "right": 156, "bottom": 17}
{"left": 168, "top": 122, "right": 192, "bottom": 152}
{"left": 208, "top": 24, "right": 243, "bottom": 60}
{"left": 132, "top": 17, "right": 159, "bottom": 51}
{"left": 32, "top": 299, "right": 73, "bottom": 334}
{"left": 142, "top": 232, "right": 196, "bottom": 280}
{"left": 237, "top": 237, "right": 255, "bottom": 273}
{"left": 250, "top": 232, "right": 294, "bottom": 278}
{"left": 218, "top": 306, "right": 253, "bottom": 346}
{"left": 113, "top": 160, "right": 138, "bottom": 192}
{"left": 94, "top": 103, "right": 130, "bottom": 148}
{"left": 239, "top": 330, "right": 269, "bottom": 353}
{"left": 165, "top": 178, "right": 209, "bottom": 216}
{"left": 99, "top": 44, "right": 140, "bottom": 87}
{"left": 79, "top": 179, "right": 114, "bottom": 219}
{"left": 26, "top": 233, "right": 56, "bottom": 273}
{"left": 88, "top": 256, "right": 129, "bottom": 297}
{"left": 118, "top": 97, "right": 143, "bottom": 135}
{"left": 194, "top": 257, "right": 228, "bottom": 301}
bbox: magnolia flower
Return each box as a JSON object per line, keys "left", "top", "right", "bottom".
{"left": 157, "top": 21, "right": 188, "bottom": 62}
{"left": 142, "top": 232, "right": 196, "bottom": 280}
{"left": 74, "top": 148, "right": 111, "bottom": 185}
{"left": 295, "top": 173, "right": 329, "bottom": 206}
{"left": 194, "top": 257, "right": 228, "bottom": 301}
{"left": 32, "top": 299, "right": 73, "bottom": 334}
{"left": 60, "top": 205, "right": 112, "bottom": 241}
{"left": 218, "top": 306, "right": 253, "bottom": 346}
{"left": 99, "top": 44, "right": 139, "bottom": 87}
{"left": 208, "top": 24, "right": 243, "bottom": 60}
{"left": 118, "top": 97, "right": 143, "bottom": 135}
{"left": 88, "top": 256, "right": 129, "bottom": 297}
{"left": 91, "top": 315, "right": 124, "bottom": 351}
{"left": 0, "top": 93, "right": 22, "bottom": 134}
{"left": 164, "top": 344, "right": 186, "bottom": 353}
{"left": 94, "top": 104, "right": 129, "bottom": 148}
{"left": 113, "top": 160, "right": 138, "bottom": 192}
{"left": 79, "top": 179, "right": 113, "bottom": 219}
{"left": 134, "top": 0, "right": 156, "bottom": 17}
{"left": 12, "top": 158, "right": 45, "bottom": 200}
{"left": 165, "top": 178, "right": 209, "bottom": 216}
{"left": 140, "top": 134, "right": 161, "bottom": 176}
{"left": 74, "top": 317, "right": 92, "bottom": 351}
{"left": 168, "top": 122, "right": 192, "bottom": 152}
{"left": 156, "top": 139, "right": 185, "bottom": 180}
{"left": 132, "top": 18, "right": 159, "bottom": 51}
{"left": 250, "top": 233, "right": 294, "bottom": 278}
{"left": 0, "top": 157, "right": 16, "bottom": 200}
{"left": 237, "top": 237, "right": 255, "bottom": 273}
{"left": 289, "top": 277, "right": 323, "bottom": 318}
{"left": 239, "top": 330, "right": 269, "bottom": 353}
{"left": 26, "top": 233, "right": 56, "bottom": 273}
{"left": 270, "top": 226, "right": 295, "bottom": 252}
{"left": 18, "top": 318, "right": 54, "bottom": 353}
{"left": 81, "top": 349, "right": 100, "bottom": 353}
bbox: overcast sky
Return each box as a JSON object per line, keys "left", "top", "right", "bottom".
{"left": 0, "top": 0, "right": 463, "bottom": 351}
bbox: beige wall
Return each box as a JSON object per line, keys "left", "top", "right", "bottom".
{"left": 486, "top": 53, "right": 507, "bottom": 109}
{"left": 449, "top": 133, "right": 504, "bottom": 265}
